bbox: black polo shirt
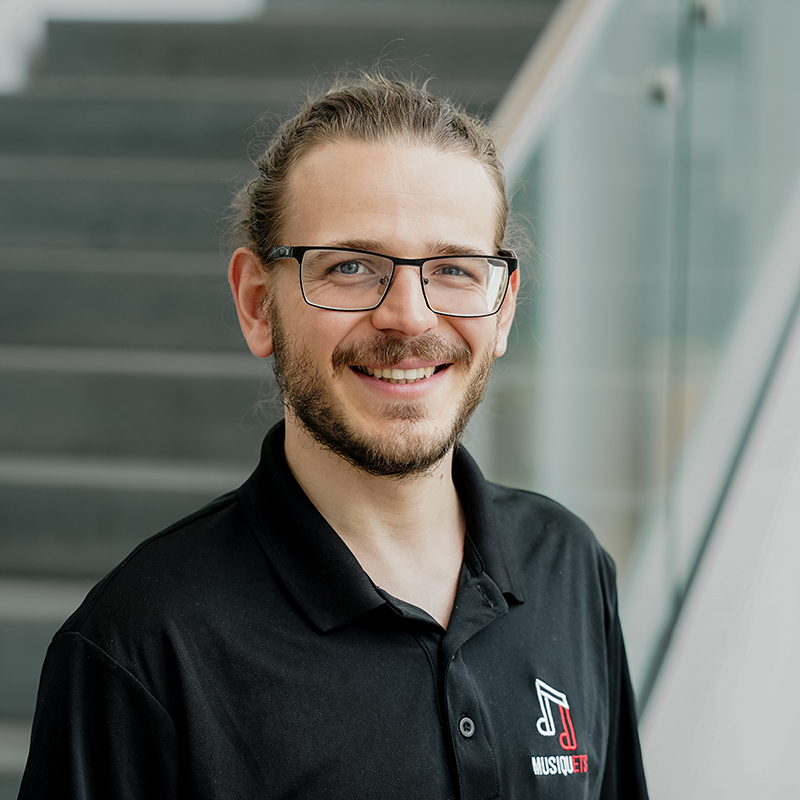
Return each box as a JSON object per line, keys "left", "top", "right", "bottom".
{"left": 20, "top": 421, "right": 648, "bottom": 799}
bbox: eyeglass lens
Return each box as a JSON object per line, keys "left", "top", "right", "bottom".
{"left": 300, "top": 249, "right": 509, "bottom": 316}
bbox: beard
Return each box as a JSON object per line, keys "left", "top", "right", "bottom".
{"left": 267, "top": 298, "right": 497, "bottom": 478}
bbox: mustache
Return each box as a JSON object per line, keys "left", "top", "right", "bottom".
{"left": 331, "top": 333, "right": 473, "bottom": 373}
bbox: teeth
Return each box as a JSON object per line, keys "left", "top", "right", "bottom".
{"left": 361, "top": 366, "right": 436, "bottom": 383}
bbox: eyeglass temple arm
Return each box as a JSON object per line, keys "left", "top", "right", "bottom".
{"left": 267, "top": 245, "right": 294, "bottom": 261}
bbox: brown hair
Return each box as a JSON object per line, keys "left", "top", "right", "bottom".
{"left": 229, "top": 71, "right": 509, "bottom": 264}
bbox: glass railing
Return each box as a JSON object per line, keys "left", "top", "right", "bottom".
{"left": 471, "top": 0, "right": 800, "bottom": 705}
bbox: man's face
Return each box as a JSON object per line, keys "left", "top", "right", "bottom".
{"left": 266, "top": 140, "right": 517, "bottom": 477}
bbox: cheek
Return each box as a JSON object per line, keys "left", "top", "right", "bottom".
{"left": 298, "top": 310, "right": 374, "bottom": 367}
{"left": 456, "top": 318, "right": 500, "bottom": 358}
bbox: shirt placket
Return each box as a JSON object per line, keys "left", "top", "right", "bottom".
{"left": 441, "top": 572, "right": 508, "bottom": 800}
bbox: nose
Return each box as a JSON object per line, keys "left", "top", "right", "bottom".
{"left": 369, "top": 264, "right": 438, "bottom": 337}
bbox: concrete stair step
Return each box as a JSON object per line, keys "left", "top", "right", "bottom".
{"left": 0, "top": 720, "right": 29, "bottom": 800}
{"left": 0, "top": 346, "right": 279, "bottom": 461}
{"left": 2, "top": 71, "right": 511, "bottom": 159}
{"left": 0, "top": 578, "right": 95, "bottom": 719}
{"left": 0, "top": 247, "right": 244, "bottom": 352}
{"left": 0, "top": 155, "right": 245, "bottom": 251}
{"left": 0, "top": 780, "right": 20, "bottom": 800}
{"left": 38, "top": 9, "right": 551, "bottom": 80}
{"left": 22, "top": 72, "right": 507, "bottom": 117}
{"left": 0, "top": 90, "right": 284, "bottom": 159}
{"left": 0, "top": 456, "right": 247, "bottom": 578}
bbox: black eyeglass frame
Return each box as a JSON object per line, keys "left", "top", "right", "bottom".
{"left": 266, "top": 245, "right": 519, "bottom": 318}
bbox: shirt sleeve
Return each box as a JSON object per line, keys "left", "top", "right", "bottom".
{"left": 599, "top": 595, "right": 650, "bottom": 800}
{"left": 18, "top": 631, "right": 180, "bottom": 800}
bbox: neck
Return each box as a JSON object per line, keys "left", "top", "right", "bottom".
{"left": 283, "top": 415, "right": 465, "bottom": 627}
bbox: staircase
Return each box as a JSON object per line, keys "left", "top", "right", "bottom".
{"left": 0, "top": 3, "right": 557, "bottom": 794}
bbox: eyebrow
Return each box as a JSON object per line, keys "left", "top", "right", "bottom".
{"left": 325, "top": 238, "right": 386, "bottom": 253}
{"left": 323, "top": 239, "right": 491, "bottom": 257}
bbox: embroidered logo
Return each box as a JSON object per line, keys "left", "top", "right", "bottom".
{"left": 530, "top": 679, "right": 589, "bottom": 777}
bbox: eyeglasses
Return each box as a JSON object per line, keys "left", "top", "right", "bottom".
{"left": 267, "top": 246, "right": 518, "bottom": 318}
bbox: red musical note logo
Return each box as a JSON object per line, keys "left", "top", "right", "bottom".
{"left": 558, "top": 705, "right": 577, "bottom": 751}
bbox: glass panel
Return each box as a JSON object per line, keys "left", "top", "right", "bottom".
{"left": 472, "top": 0, "right": 682, "bottom": 565}
{"left": 470, "top": 0, "right": 800, "bottom": 702}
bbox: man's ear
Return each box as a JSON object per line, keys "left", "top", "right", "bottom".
{"left": 495, "top": 267, "right": 520, "bottom": 358}
{"left": 228, "top": 247, "right": 274, "bottom": 358}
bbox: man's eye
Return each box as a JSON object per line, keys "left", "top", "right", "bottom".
{"left": 433, "top": 263, "right": 478, "bottom": 280}
{"left": 437, "top": 265, "right": 468, "bottom": 277}
{"left": 331, "top": 260, "right": 368, "bottom": 275}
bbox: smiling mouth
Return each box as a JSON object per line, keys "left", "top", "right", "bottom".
{"left": 353, "top": 365, "right": 446, "bottom": 384}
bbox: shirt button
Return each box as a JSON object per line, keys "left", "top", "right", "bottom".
{"left": 459, "top": 716, "right": 475, "bottom": 738}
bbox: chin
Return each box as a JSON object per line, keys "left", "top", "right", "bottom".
{"left": 299, "top": 410, "right": 460, "bottom": 479}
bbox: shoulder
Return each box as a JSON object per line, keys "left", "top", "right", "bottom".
{"left": 489, "top": 483, "right": 602, "bottom": 545}
{"left": 57, "top": 490, "right": 267, "bottom": 656}
{"left": 455, "top": 446, "right": 613, "bottom": 578}
{"left": 486, "top": 482, "right": 597, "bottom": 541}
{"left": 485, "top": 481, "right": 618, "bottom": 602}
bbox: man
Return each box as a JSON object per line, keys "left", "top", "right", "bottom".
{"left": 20, "top": 74, "right": 648, "bottom": 799}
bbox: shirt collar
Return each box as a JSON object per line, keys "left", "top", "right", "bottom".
{"left": 452, "top": 445, "right": 525, "bottom": 604}
{"left": 237, "top": 421, "right": 524, "bottom": 632}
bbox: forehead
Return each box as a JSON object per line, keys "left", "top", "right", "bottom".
{"left": 282, "top": 140, "right": 500, "bottom": 254}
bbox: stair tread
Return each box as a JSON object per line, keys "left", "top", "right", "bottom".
{"left": 0, "top": 154, "right": 249, "bottom": 183}
{"left": 39, "top": 12, "right": 549, "bottom": 80}
{"left": 0, "top": 246, "right": 224, "bottom": 274}
{"left": 0, "top": 577, "right": 94, "bottom": 623}
{"left": 0, "top": 345, "right": 261, "bottom": 377}
{"left": 0, "top": 720, "right": 29, "bottom": 774}
{"left": 0, "top": 452, "right": 252, "bottom": 492}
